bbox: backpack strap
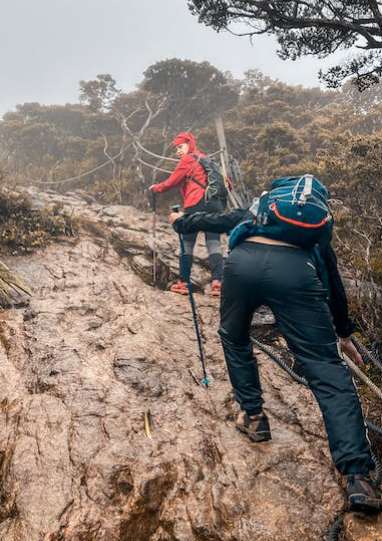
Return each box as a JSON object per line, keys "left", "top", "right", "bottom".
{"left": 186, "top": 154, "right": 207, "bottom": 190}
{"left": 187, "top": 176, "right": 206, "bottom": 190}
{"left": 296, "top": 174, "right": 314, "bottom": 205}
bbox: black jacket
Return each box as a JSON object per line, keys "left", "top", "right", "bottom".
{"left": 173, "top": 208, "right": 355, "bottom": 338}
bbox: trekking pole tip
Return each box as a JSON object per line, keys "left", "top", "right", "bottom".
{"left": 202, "top": 378, "right": 209, "bottom": 388}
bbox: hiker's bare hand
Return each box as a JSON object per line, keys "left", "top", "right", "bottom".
{"left": 149, "top": 184, "right": 157, "bottom": 192}
{"left": 169, "top": 212, "right": 183, "bottom": 225}
{"left": 339, "top": 337, "right": 363, "bottom": 366}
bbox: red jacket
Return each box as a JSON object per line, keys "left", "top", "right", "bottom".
{"left": 152, "top": 150, "right": 207, "bottom": 208}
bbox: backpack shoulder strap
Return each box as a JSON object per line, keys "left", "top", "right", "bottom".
{"left": 187, "top": 177, "right": 207, "bottom": 189}
{"left": 186, "top": 153, "right": 207, "bottom": 189}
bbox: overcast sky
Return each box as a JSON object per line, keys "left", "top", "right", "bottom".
{"left": 0, "top": 0, "right": 346, "bottom": 117}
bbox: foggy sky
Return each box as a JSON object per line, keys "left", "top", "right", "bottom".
{"left": 0, "top": 0, "right": 346, "bottom": 117}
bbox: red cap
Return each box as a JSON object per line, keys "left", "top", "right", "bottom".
{"left": 173, "top": 132, "right": 196, "bottom": 153}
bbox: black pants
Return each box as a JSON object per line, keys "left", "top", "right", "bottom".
{"left": 180, "top": 197, "right": 224, "bottom": 282}
{"left": 219, "top": 241, "right": 373, "bottom": 475}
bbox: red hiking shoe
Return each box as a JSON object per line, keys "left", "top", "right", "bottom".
{"left": 211, "top": 280, "right": 222, "bottom": 297}
{"left": 170, "top": 281, "right": 189, "bottom": 295}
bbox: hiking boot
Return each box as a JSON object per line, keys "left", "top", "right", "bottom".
{"left": 235, "top": 411, "right": 272, "bottom": 442}
{"left": 170, "top": 281, "right": 189, "bottom": 295}
{"left": 211, "top": 280, "right": 222, "bottom": 297}
{"left": 347, "top": 474, "right": 382, "bottom": 514}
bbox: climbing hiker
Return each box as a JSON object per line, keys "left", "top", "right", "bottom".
{"left": 149, "top": 132, "right": 231, "bottom": 297}
{"left": 169, "top": 176, "right": 382, "bottom": 514}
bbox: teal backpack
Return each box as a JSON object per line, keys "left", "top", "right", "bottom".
{"left": 229, "top": 175, "right": 333, "bottom": 250}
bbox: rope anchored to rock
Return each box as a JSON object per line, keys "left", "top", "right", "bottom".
{"left": 251, "top": 335, "right": 382, "bottom": 541}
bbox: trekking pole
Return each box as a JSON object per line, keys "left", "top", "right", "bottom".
{"left": 172, "top": 205, "right": 209, "bottom": 388}
{"left": 152, "top": 192, "right": 157, "bottom": 288}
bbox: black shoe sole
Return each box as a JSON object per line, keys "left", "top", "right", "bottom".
{"left": 348, "top": 496, "right": 382, "bottom": 514}
{"left": 236, "top": 425, "right": 272, "bottom": 442}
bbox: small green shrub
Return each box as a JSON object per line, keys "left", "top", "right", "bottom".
{"left": 0, "top": 190, "right": 75, "bottom": 254}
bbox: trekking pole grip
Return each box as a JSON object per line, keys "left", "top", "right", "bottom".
{"left": 152, "top": 192, "right": 156, "bottom": 212}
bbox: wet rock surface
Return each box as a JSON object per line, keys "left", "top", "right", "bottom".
{"left": 0, "top": 188, "right": 379, "bottom": 541}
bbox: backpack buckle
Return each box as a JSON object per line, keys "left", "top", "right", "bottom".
{"left": 298, "top": 174, "right": 314, "bottom": 206}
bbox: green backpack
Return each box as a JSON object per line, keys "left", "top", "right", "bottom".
{"left": 187, "top": 154, "right": 230, "bottom": 203}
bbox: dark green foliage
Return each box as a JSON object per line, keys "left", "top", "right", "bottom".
{"left": 318, "top": 133, "right": 382, "bottom": 338}
{"left": 143, "top": 59, "right": 239, "bottom": 130}
{"left": 0, "top": 190, "right": 74, "bottom": 254}
{"left": 79, "top": 74, "right": 121, "bottom": 113}
{"left": 188, "top": 1, "right": 382, "bottom": 89}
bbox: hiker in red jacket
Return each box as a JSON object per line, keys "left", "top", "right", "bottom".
{"left": 150, "top": 132, "right": 227, "bottom": 296}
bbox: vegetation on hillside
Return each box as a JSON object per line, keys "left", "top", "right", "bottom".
{"left": 0, "top": 59, "right": 381, "bottom": 341}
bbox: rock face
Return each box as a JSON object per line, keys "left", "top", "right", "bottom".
{"left": 0, "top": 189, "right": 380, "bottom": 541}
